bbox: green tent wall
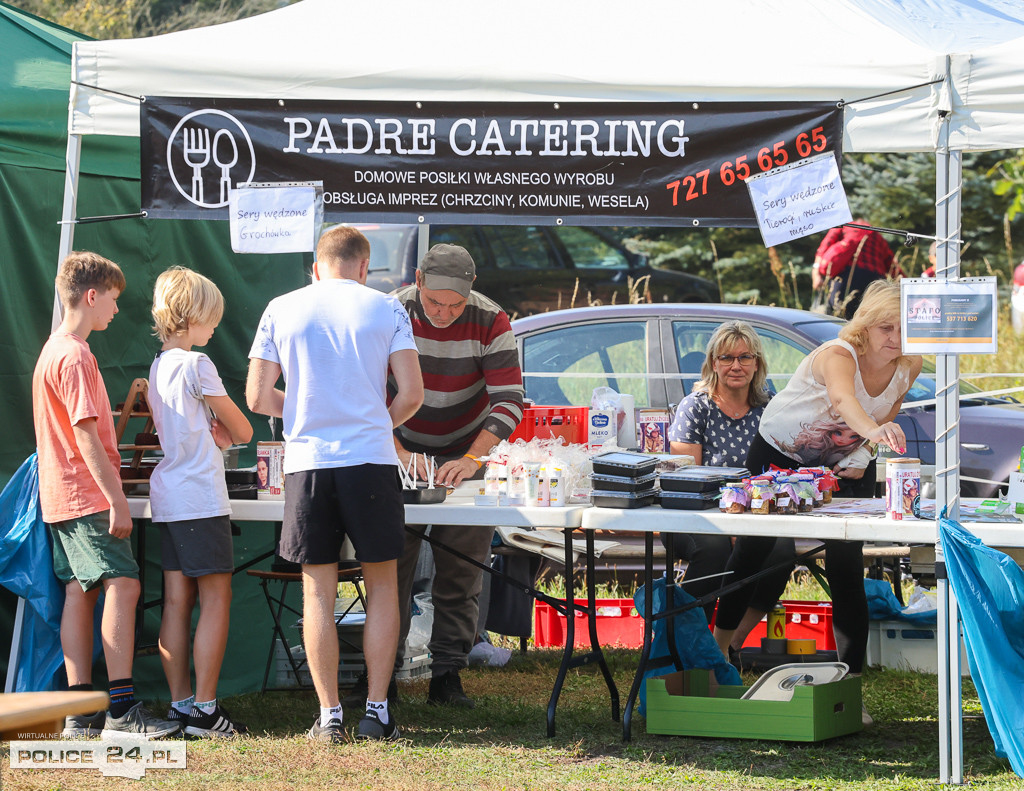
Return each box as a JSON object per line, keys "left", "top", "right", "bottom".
{"left": 0, "top": 3, "right": 309, "bottom": 696}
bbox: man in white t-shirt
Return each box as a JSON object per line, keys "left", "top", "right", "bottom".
{"left": 246, "top": 226, "right": 423, "bottom": 743}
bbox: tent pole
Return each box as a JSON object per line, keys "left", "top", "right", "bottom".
{"left": 934, "top": 108, "right": 964, "bottom": 786}
{"left": 4, "top": 598, "right": 25, "bottom": 693}
{"left": 53, "top": 131, "right": 82, "bottom": 331}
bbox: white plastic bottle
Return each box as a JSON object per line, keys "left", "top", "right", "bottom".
{"left": 548, "top": 466, "right": 565, "bottom": 507}
{"left": 536, "top": 464, "right": 550, "bottom": 506}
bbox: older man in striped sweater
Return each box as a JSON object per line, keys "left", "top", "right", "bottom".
{"left": 389, "top": 243, "right": 524, "bottom": 708}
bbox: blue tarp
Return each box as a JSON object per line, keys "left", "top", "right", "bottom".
{"left": 940, "top": 513, "right": 1024, "bottom": 778}
{"left": 634, "top": 577, "right": 742, "bottom": 715}
{"left": 0, "top": 454, "right": 65, "bottom": 691}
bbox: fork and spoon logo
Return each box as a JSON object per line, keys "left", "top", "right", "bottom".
{"left": 167, "top": 109, "right": 256, "bottom": 208}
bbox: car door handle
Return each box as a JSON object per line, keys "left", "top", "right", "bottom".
{"left": 960, "top": 442, "right": 990, "bottom": 452}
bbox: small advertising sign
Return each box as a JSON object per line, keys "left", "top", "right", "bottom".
{"left": 746, "top": 152, "right": 852, "bottom": 247}
{"left": 901, "top": 277, "right": 998, "bottom": 355}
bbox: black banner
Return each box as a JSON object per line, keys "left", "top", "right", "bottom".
{"left": 140, "top": 98, "right": 843, "bottom": 226}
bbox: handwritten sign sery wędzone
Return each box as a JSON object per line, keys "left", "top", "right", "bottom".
{"left": 228, "top": 184, "right": 317, "bottom": 253}
{"left": 746, "top": 152, "right": 852, "bottom": 247}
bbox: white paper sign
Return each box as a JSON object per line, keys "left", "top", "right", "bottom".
{"left": 746, "top": 152, "right": 852, "bottom": 247}
{"left": 229, "top": 185, "right": 317, "bottom": 253}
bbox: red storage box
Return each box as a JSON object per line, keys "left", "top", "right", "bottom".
{"left": 738, "top": 600, "right": 836, "bottom": 651}
{"left": 533, "top": 598, "right": 643, "bottom": 648}
{"left": 509, "top": 406, "right": 588, "bottom": 446}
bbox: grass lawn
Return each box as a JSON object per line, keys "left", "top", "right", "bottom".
{"left": 2, "top": 648, "right": 1017, "bottom": 790}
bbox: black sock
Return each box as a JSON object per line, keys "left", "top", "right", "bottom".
{"left": 108, "top": 678, "right": 136, "bottom": 718}
{"left": 69, "top": 682, "right": 103, "bottom": 716}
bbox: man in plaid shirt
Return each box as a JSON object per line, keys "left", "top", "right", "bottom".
{"left": 812, "top": 221, "right": 904, "bottom": 317}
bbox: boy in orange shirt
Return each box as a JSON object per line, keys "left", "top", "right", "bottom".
{"left": 32, "top": 251, "right": 179, "bottom": 739}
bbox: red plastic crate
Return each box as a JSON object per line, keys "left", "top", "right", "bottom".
{"left": 533, "top": 598, "right": 643, "bottom": 648}
{"left": 509, "top": 406, "right": 588, "bottom": 446}
{"left": 738, "top": 600, "right": 836, "bottom": 650}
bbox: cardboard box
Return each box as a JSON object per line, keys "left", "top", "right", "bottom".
{"left": 645, "top": 669, "right": 862, "bottom": 742}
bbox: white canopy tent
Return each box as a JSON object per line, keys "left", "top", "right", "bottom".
{"left": 59, "top": 0, "right": 1024, "bottom": 783}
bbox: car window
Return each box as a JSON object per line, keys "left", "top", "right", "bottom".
{"left": 522, "top": 320, "right": 650, "bottom": 407}
{"left": 671, "top": 321, "right": 813, "bottom": 395}
{"left": 552, "top": 227, "right": 629, "bottom": 270}
{"left": 430, "top": 226, "right": 490, "bottom": 271}
{"left": 483, "top": 226, "right": 561, "bottom": 270}
{"left": 361, "top": 226, "right": 411, "bottom": 274}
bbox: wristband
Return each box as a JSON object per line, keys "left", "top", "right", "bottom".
{"left": 463, "top": 454, "right": 483, "bottom": 468}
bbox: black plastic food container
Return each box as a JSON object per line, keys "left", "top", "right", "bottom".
{"left": 590, "top": 488, "right": 660, "bottom": 509}
{"left": 658, "top": 490, "right": 721, "bottom": 510}
{"left": 590, "top": 471, "right": 658, "bottom": 492}
{"left": 659, "top": 466, "right": 749, "bottom": 493}
{"left": 590, "top": 451, "right": 659, "bottom": 478}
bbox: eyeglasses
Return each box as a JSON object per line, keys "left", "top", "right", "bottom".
{"left": 716, "top": 354, "right": 756, "bottom": 366}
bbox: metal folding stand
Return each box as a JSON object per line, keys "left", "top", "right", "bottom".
{"left": 247, "top": 567, "right": 365, "bottom": 694}
{"left": 406, "top": 524, "right": 620, "bottom": 737}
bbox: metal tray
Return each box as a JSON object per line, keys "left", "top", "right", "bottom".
{"left": 402, "top": 485, "right": 448, "bottom": 504}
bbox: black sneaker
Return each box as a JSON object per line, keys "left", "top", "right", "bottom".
{"left": 341, "top": 671, "right": 400, "bottom": 708}
{"left": 307, "top": 716, "right": 346, "bottom": 744}
{"left": 427, "top": 670, "right": 475, "bottom": 709}
{"left": 356, "top": 709, "right": 399, "bottom": 741}
{"left": 62, "top": 710, "right": 106, "bottom": 738}
{"left": 185, "top": 705, "right": 247, "bottom": 738}
{"left": 165, "top": 707, "right": 189, "bottom": 728}
{"left": 101, "top": 702, "right": 181, "bottom": 740}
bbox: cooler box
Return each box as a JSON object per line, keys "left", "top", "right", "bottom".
{"left": 533, "top": 598, "right": 643, "bottom": 648}
{"left": 739, "top": 601, "right": 836, "bottom": 651}
{"left": 645, "top": 669, "right": 862, "bottom": 742}
{"left": 866, "top": 619, "right": 969, "bottom": 675}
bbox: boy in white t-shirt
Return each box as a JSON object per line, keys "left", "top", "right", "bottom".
{"left": 149, "top": 267, "right": 253, "bottom": 738}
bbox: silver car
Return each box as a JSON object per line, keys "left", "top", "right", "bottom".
{"left": 512, "top": 303, "right": 1021, "bottom": 497}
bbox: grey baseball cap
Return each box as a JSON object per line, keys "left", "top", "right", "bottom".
{"left": 418, "top": 244, "right": 476, "bottom": 297}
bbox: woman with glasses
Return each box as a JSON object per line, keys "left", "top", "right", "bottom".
{"left": 713, "top": 282, "right": 922, "bottom": 723}
{"left": 665, "top": 321, "right": 793, "bottom": 663}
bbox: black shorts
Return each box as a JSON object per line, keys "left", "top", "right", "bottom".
{"left": 156, "top": 516, "right": 234, "bottom": 576}
{"left": 280, "top": 464, "right": 405, "bottom": 565}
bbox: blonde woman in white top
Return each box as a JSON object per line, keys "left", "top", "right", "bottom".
{"left": 713, "top": 281, "right": 922, "bottom": 695}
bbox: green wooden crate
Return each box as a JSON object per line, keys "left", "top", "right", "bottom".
{"left": 645, "top": 669, "right": 862, "bottom": 742}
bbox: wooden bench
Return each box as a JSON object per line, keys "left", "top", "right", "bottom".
{"left": 0, "top": 690, "right": 109, "bottom": 740}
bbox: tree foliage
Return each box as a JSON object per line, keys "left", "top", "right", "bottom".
{"left": 9, "top": 0, "right": 294, "bottom": 38}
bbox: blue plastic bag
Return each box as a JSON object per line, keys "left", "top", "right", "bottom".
{"left": 865, "top": 576, "right": 938, "bottom": 625}
{"left": 940, "top": 512, "right": 1024, "bottom": 778}
{"left": 633, "top": 577, "right": 742, "bottom": 715}
{"left": 0, "top": 454, "right": 65, "bottom": 691}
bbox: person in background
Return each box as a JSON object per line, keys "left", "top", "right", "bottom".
{"left": 346, "top": 243, "right": 523, "bottom": 711}
{"left": 247, "top": 226, "right": 423, "bottom": 742}
{"left": 812, "top": 221, "right": 904, "bottom": 318}
{"left": 665, "top": 322, "right": 793, "bottom": 663}
{"left": 32, "top": 251, "right": 179, "bottom": 739}
{"left": 148, "top": 267, "right": 253, "bottom": 737}
{"left": 714, "top": 281, "right": 922, "bottom": 724}
{"left": 922, "top": 241, "right": 937, "bottom": 278}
